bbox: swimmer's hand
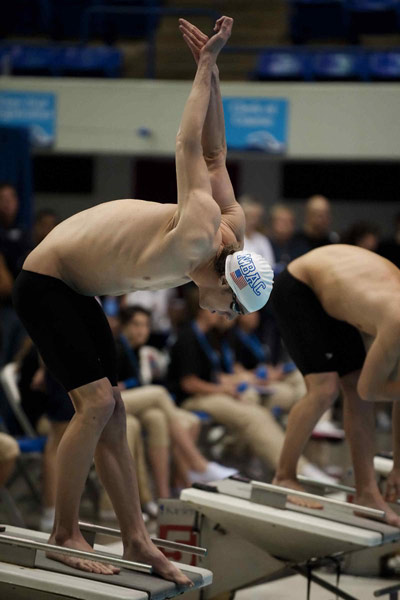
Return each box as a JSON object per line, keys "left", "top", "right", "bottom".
{"left": 201, "top": 16, "right": 233, "bottom": 57}
{"left": 179, "top": 16, "right": 233, "bottom": 62}
{"left": 178, "top": 19, "right": 209, "bottom": 65}
{"left": 385, "top": 468, "right": 400, "bottom": 503}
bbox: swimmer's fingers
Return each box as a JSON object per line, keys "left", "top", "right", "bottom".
{"left": 179, "top": 22, "right": 207, "bottom": 64}
{"left": 181, "top": 33, "right": 201, "bottom": 64}
{"left": 179, "top": 19, "right": 209, "bottom": 45}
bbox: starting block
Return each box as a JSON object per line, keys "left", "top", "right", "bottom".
{"left": 155, "top": 475, "right": 400, "bottom": 599}
{"left": 0, "top": 521, "right": 212, "bottom": 599}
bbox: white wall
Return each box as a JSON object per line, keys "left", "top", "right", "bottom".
{"left": 2, "top": 76, "right": 400, "bottom": 158}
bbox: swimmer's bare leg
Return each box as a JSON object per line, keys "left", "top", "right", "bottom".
{"left": 341, "top": 371, "right": 400, "bottom": 527}
{"left": 273, "top": 372, "right": 339, "bottom": 509}
{"left": 94, "top": 389, "right": 192, "bottom": 585}
{"left": 47, "top": 378, "right": 120, "bottom": 575}
{"left": 47, "top": 380, "right": 191, "bottom": 584}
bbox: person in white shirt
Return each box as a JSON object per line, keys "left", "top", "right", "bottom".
{"left": 240, "top": 196, "right": 275, "bottom": 267}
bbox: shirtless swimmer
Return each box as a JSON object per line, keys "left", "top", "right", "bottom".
{"left": 270, "top": 244, "right": 400, "bottom": 527}
{"left": 12, "top": 16, "right": 273, "bottom": 582}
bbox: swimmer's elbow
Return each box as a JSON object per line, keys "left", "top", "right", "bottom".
{"left": 357, "top": 380, "right": 375, "bottom": 402}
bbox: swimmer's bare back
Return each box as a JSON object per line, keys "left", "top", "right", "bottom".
{"left": 23, "top": 198, "right": 220, "bottom": 296}
{"left": 288, "top": 244, "right": 400, "bottom": 337}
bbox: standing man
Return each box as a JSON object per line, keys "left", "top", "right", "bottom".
{"left": 270, "top": 244, "right": 400, "bottom": 527}
{"left": 13, "top": 16, "right": 273, "bottom": 582}
{"left": 293, "top": 194, "right": 339, "bottom": 252}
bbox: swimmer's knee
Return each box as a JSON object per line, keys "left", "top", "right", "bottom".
{"left": 305, "top": 373, "right": 339, "bottom": 409}
{"left": 71, "top": 378, "right": 116, "bottom": 424}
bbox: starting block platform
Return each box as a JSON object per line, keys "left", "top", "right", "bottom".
{"left": 171, "top": 475, "right": 400, "bottom": 599}
{"left": 0, "top": 522, "right": 212, "bottom": 600}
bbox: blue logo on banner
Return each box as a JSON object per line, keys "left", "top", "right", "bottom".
{"left": 0, "top": 91, "right": 56, "bottom": 147}
{"left": 223, "top": 97, "right": 288, "bottom": 153}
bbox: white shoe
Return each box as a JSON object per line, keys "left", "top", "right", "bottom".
{"left": 300, "top": 463, "right": 337, "bottom": 485}
{"left": 312, "top": 420, "right": 345, "bottom": 440}
{"left": 143, "top": 501, "right": 159, "bottom": 519}
{"left": 40, "top": 507, "right": 55, "bottom": 533}
{"left": 189, "top": 462, "right": 238, "bottom": 484}
{"left": 40, "top": 516, "right": 54, "bottom": 533}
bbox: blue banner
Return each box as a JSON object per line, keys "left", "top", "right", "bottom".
{"left": 223, "top": 97, "right": 288, "bottom": 153}
{"left": 0, "top": 90, "right": 56, "bottom": 147}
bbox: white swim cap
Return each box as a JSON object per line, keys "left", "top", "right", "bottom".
{"left": 225, "top": 251, "right": 274, "bottom": 313}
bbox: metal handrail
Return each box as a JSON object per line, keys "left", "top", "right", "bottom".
{"left": 80, "top": 5, "right": 220, "bottom": 78}
{"left": 79, "top": 520, "right": 207, "bottom": 557}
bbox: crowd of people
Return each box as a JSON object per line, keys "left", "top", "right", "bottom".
{"left": 0, "top": 179, "right": 399, "bottom": 530}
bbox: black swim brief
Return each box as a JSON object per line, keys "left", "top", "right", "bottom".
{"left": 13, "top": 270, "right": 118, "bottom": 392}
{"left": 270, "top": 268, "right": 366, "bottom": 377}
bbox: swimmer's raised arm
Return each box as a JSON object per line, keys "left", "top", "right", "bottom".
{"left": 358, "top": 327, "right": 400, "bottom": 402}
{"left": 174, "top": 17, "right": 233, "bottom": 244}
{"left": 179, "top": 18, "right": 244, "bottom": 245}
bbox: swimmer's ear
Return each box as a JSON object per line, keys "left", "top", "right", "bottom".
{"left": 220, "top": 275, "right": 230, "bottom": 288}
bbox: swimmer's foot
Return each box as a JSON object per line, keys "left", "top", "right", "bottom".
{"left": 272, "top": 476, "right": 323, "bottom": 509}
{"left": 47, "top": 534, "right": 120, "bottom": 575}
{"left": 354, "top": 492, "right": 400, "bottom": 527}
{"left": 124, "top": 536, "right": 193, "bottom": 588}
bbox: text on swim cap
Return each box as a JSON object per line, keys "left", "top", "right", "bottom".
{"left": 237, "top": 254, "right": 267, "bottom": 297}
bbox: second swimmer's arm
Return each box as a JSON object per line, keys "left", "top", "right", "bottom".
{"left": 358, "top": 330, "right": 400, "bottom": 402}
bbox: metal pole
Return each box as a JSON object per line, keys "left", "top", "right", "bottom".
{"left": 79, "top": 521, "right": 207, "bottom": 557}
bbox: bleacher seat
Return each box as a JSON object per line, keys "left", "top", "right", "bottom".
{"left": 254, "top": 49, "right": 311, "bottom": 81}
{"left": 0, "top": 44, "right": 123, "bottom": 78}
{"left": 367, "top": 49, "right": 400, "bottom": 79}
{"left": 8, "top": 45, "right": 60, "bottom": 77}
{"left": 311, "top": 49, "right": 367, "bottom": 80}
{"left": 58, "top": 45, "right": 123, "bottom": 77}
{"left": 347, "top": 0, "right": 400, "bottom": 37}
{"left": 289, "top": 0, "right": 350, "bottom": 44}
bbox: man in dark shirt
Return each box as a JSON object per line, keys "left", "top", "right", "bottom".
{"left": 0, "top": 183, "right": 31, "bottom": 278}
{"left": 293, "top": 195, "right": 339, "bottom": 253}
{"left": 0, "top": 183, "right": 32, "bottom": 365}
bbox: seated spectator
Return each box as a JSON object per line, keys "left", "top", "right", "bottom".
{"left": 0, "top": 432, "right": 19, "bottom": 489}
{"left": 168, "top": 300, "right": 332, "bottom": 482}
{"left": 341, "top": 221, "right": 380, "bottom": 251}
{"left": 16, "top": 339, "right": 74, "bottom": 531}
{"left": 379, "top": 211, "right": 400, "bottom": 268}
{"left": 122, "top": 289, "right": 176, "bottom": 350}
{"left": 269, "top": 204, "right": 305, "bottom": 271}
{"left": 293, "top": 194, "right": 339, "bottom": 253}
{"left": 0, "top": 182, "right": 31, "bottom": 366}
{"left": 230, "top": 312, "right": 306, "bottom": 413}
{"left": 103, "top": 305, "right": 235, "bottom": 515}
{"left": 240, "top": 196, "right": 275, "bottom": 266}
